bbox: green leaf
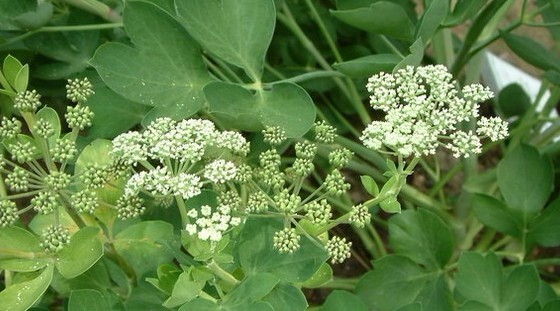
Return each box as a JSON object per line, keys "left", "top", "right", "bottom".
{"left": 415, "top": 274, "right": 453, "bottom": 310}
{"left": 379, "top": 197, "right": 401, "bottom": 213}
{"left": 237, "top": 218, "right": 328, "bottom": 283}
{"left": 528, "top": 198, "right": 560, "bottom": 247}
{"left": 331, "top": 1, "right": 415, "bottom": 40}
{"left": 75, "top": 139, "right": 124, "bottom": 215}
{"left": 501, "top": 265, "right": 540, "bottom": 310}
{"left": 68, "top": 289, "right": 110, "bottom": 311}
{"left": 321, "top": 290, "right": 368, "bottom": 311}
{"left": 3, "top": 134, "right": 41, "bottom": 160}
{"left": 393, "top": 38, "right": 424, "bottom": 72}
{"left": 86, "top": 74, "right": 151, "bottom": 140}
{"left": 297, "top": 263, "right": 333, "bottom": 288}
{"left": 360, "top": 175, "right": 379, "bottom": 197}
{"left": 55, "top": 227, "right": 103, "bottom": 279}
{"left": 497, "top": 84, "right": 531, "bottom": 118}
{"left": 11, "top": 2, "right": 53, "bottom": 30}
{"left": 263, "top": 282, "right": 307, "bottom": 311}
{"left": 473, "top": 194, "right": 522, "bottom": 238}
{"left": 162, "top": 270, "right": 206, "bottom": 308}
{"left": 178, "top": 298, "right": 219, "bottom": 311}
{"left": 113, "top": 221, "right": 175, "bottom": 277}
{"left": 455, "top": 252, "right": 502, "bottom": 308}
{"left": 415, "top": 0, "right": 449, "bottom": 43}
{"left": 444, "top": 0, "right": 486, "bottom": 26}
{"left": 2, "top": 55, "right": 25, "bottom": 88}
{"left": 24, "top": 23, "right": 100, "bottom": 80}
{"left": 501, "top": 31, "right": 560, "bottom": 72}
{"left": 175, "top": 0, "right": 275, "bottom": 81}
{"left": 395, "top": 303, "right": 423, "bottom": 311}
{"left": 0, "top": 265, "right": 54, "bottom": 310}
{"left": 146, "top": 263, "right": 182, "bottom": 295}
{"left": 225, "top": 273, "right": 279, "bottom": 307}
{"left": 90, "top": 1, "right": 211, "bottom": 118}
{"left": 389, "top": 209, "right": 454, "bottom": 269}
{"left": 0, "top": 226, "right": 49, "bottom": 272}
{"left": 35, "top": 106, "right": 61, "bottom": 145}
{"left": 355, "top": 255, "right": 435, "bottom": 310}
{"left": 333, "top": 54, "right": 401, "bottom": 78}
{"left": 205, "top": 81, "right": 316, "bottom": 137}
{"left": 0, "top": 0, "right": 36, "bottom": 31}
{"left": 458, "top": 301, "right": 494, "bottom": 311}
{"left": 13, "top": 64, "right": 29, "bottom": 93}
{"left": 498, "top": 144, "right": 554, "bottom": 213}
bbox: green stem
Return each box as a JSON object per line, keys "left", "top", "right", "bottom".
{"left": 303, "top": 0, "right": 342, "bottom": 62}
{"left": 58, "top": 0, "right": 122, "bottom": 22}
{"left": 320, "top": 277, "right": 359, "bottom": 290}
{"left": 175, "top": 195, "right": 189, "bottom": 226}
{"left": 277, "top": 5, "right": 371, "bottom": 125}
{"left": 451, "top": 0, "right": 510, "bottom": 76}
{"left": 106, "top": 243, "right": 138, "bottom": 287}
{"left": 207, "top": 260, "right": 240, "bottom": 286}
{"left": 269, "top": 71, "right": 346, "bottom": 85}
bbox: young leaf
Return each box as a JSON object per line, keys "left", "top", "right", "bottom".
{"left": 175, "top": 0, "right": 275, "bottom": 81}
{"left": 393, "top": 38, "right": 424, "bottom": 72}
{"left": 91, "top": 1, "right": 211, "bottom": 119}
{"left": 497, "top": 144, "right": 554, "bottom": 213}
{"left": 415, "top": 0, "right": 449, "bottom": 43}
{"left": 162, "top": 271, "right": 206, "bottom": 308}
{"left": 389, "top": 209, "right": 455, "bottom": 269}
{"left": 0, "top": 264, "right": 54, "bottom": 310}
{"left": 333, "top": 54, "right": 401, "bottom": 78}
{"left": 331, "top": 1, "right": 415, "bottom": 41}
{"left": 2, "top": 55, "right": 24, "bottom": 89}
{"left": 55, "top": 227, "right": 103, "bottom": 279}
{"left": 360, "top": 175, "right": 379, "bottom": 197}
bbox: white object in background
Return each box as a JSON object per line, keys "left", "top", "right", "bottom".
{"left": 482, "top": 51, "right": 552, "bottom": 113}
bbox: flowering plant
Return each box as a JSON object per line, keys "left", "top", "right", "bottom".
{"left": 2, "top": 1, "right": 560, "bottom": 310}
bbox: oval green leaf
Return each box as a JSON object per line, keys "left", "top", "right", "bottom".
{"left": 90, "top": 1, "right": 211, "bottom": 118}
{"left": 55, "top": 227, "right": 103, "bottom": 279}
{"left": 175, "top": 0, "right": 275, "bottom": 81}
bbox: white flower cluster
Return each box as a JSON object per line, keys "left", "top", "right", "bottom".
{"left": 111, "top": 118, "right": 249, "bottom": 166}
{"left": 185, "top": 204, "right": 242, "bottom": 242}
{"left": 112, "top": 118, "right": 247, "bottom": 220}
{"left": 360, "top": 65, "right": 508, "bottom": 158}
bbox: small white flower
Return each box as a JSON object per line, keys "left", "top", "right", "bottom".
{"left": 477, "top": 116, "right": 509, "bottom": 142}
{"left": 204, "top": 159, "right": 237, "bottom": 184}
{"left": 111, "top": 131, "right": 147, "bottom": 166}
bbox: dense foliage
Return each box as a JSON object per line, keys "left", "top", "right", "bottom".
{"left": 1, "top": 0, "right": 560, "bottom": 310}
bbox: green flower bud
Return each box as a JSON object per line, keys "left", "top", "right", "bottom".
{"left": 31, "top": 191, "right": 59, "bottom": 215}
{"left": 295, "top": 141, "right": 317, "bottom": 160}
{"left": 66, "top": 104, "right": 94, "bottom": 130}
{"left": 41, "top": 225, "right": 71, "bottom": 253}
{"left": 0, "top": 200, "right": 18, "bottom": 227}
{"left": 314, "top": 121, "right": 337, "bottom": 144}
{"left": 14, "top": 90, "right": 41, "bottom": 112}
{"left": 66, "top": 77, "right": 95, "bottom": 103}
{"left": 263, "top": 126, "right": 286, "bottom": 146}
{"left": 6, "top": 166, "right": 30, "bottom": 192}
{"left": 0, "top": 117, "right": 22, "bottom": 140}
{"left": 273, "top": 227, "right": 300, "bottom": 253}
{"left": 324, "top": 170, "right": 350, "bottom": 196}
{"left": 326, "top": 236, "right": 352, "bottom": 264}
